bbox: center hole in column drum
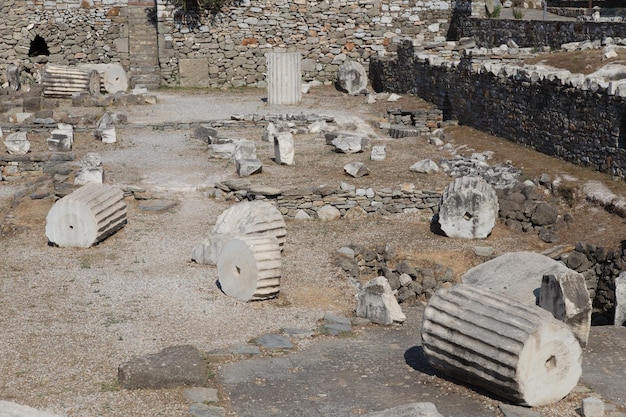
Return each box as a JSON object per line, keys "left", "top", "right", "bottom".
{"left": 545, "top": 355, "right": 556, "bottom": 370}
{"left": 463, "top": 212, "right": 473, "bottom": 221}
{"left": 69, "top": 225, "right": 74, "bottom": 229}
{"left": 234, "top": 266, "right": 241, "bottom": 276}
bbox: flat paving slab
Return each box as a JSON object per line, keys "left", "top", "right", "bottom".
{"left": 219, "top": 305, "right": 626, "bottom": 417}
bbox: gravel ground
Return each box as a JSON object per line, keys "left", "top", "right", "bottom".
{"left": 2, "top": 86, "right": 626, "bottom": 416}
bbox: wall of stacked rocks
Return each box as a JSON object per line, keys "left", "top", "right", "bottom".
{"left": 154, "top": 0, "right": 453, "bottom": 88}
{"left": 460, "top": 19, "right": 626, "bottom": 49}
{"left": 370, "top": 41, "right": 626, "bottom": 179}
{"left": 0, "top": 0, "right": 129, "bottom": 87}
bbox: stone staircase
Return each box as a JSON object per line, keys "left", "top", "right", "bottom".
{"left": 128, "top": 5, "right": 160, "bottom": 90}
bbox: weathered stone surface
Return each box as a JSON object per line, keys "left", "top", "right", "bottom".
{"left": 370, "top": 144, "right": 386, "bottom": 161}
{"left": 438, "top": 176, "right": 498, "bottom": 239}
{"left": 266, "top": 52, "right": 302, "bottom": 105}
{"left": 236, "top": 158, "right": 263, "bottom": 177}
{"left": 539, "top": 272, "right": 592, "bottom": 347}
{"left": 45, "top": 183, "right": 127, "bottom": 248}
{"left": 193, "top": 200, "right": 286, "bottom": 265}
{"left": 118, "top": 345, "right": 208, "bottom": 389}
{"left": 317, "top": 204, "right": 341, "bottom": 221}
{"left": 233, "top": 139, "right": 257, "bottom": 162}
{"left": 94, "top": 112, "right": 116, "bottom": 143}
{"left": 331, "top": 133, "right": 363, "bottom": 154}
{"left": 217, "top": 236, "right": 282, "bottom": 301}
{"left": 363, "top": 402, "right": 444, "bottom": 417}
{"left": 208, "top": 142, "right": 236, "bottom": 159}
{"left": 615, "top": 272, "right": 626, "bottom": 327}
{"left": 179, "top": 58, "right": 210, "bottom": 88}
{"left": 336, "top": 60, "right": 368, "bottom": 95}
{"left": 4, "top": 132, "right": 30, "bottom": 155}
{"left": 410, "top": 159, "right": 439, "bottom": 173}
{"left": 344, "top": 161, "right": 370, "bottom": 178}
{"left": 47, "top": 123, "right": 74, "bottom": 152}
{"left": 462, "top": 251, "right": 578, "bottom": 305}
{"left": 0, "top": 401, "right": 62, "bottom": 417}
{"left": 356, "top": 276, "right": 406, "bottom": 325}
{"left": 274, "top": 132, "right": 294, "bottom": 165}
{"left": 581, "top": 397, "right": 604, "bottom": 417}
{"left": 75, "top": 152, "right": 103, "bottom": 185}
{"left": 422, "top": 284, "right": 582, "bottom": 407}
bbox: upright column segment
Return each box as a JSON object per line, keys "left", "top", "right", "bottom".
{"left": 266, "top": 52, "right": 302, "bottom": 105}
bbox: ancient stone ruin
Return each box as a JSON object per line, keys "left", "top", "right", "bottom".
{"left": 45, "top": 183, "right": 127, "bottom": 248}
{"left": 421, "top": 284, "right": 583, "bottom": 407}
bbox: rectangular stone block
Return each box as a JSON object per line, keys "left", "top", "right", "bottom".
{"left": 266, "top": 52, "right": 301, "bottom": 105}
{"left": 178, "top": 58, "right": 209, "bottom": 88}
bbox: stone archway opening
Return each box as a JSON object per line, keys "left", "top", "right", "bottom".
{"left": 28, "top": 35, "right": 50, "bottom": 57}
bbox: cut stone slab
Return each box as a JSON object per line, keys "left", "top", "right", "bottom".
{"left": 581, "top": 397, "right": 604, "bottom": 417}
{"left": 217, "top": 236, "right": 282, "bottom": 301}
{"left": 0, "top": 401, "right": 62, "bottom": 417}
{"left": 137, "top": 199, "right": 178, "bottom": 212}
{"left": 184, "top": 387, "right": 219, "bottom": 403}
{"left": 255, "top": 334, "right": 294, "bottom": 349}
{"left": 363, "top": 402, "right": 444, "bottom": 417}
{"left": 189, "top": 403, "right": 226, "bottom": 417}
{"left": 45, "top": 183, "right": 127, "bottom": 248}
{"left": 498, "top": 403, "right": 542, "bottom": 417}
{"left": 356, "top": 276, "right": 406, "bottom": 325}
{"left": 47, "top": 123, "right": 74, "bottom": 151}
{"left": 615, "top": 272, "right": 626, "bottom": 327}
{"left": 539, "top": 272, "right": 592, "bottom": 347}
{"left": 74, "top": 152, "right": 103, "bottom": 186}
{"left": 118, "top": 345, "right": 208, "bottom": 389}
{"left": 336, "top": 59, "right": 368, "bottom": 95}
{"left": 421, "top": 284, "right": 582, "bottom": 407}
{"left": 233, "top": 139, "right": 257, "bottom": 162}
{"left": 94, "top": 112, "right": 117, "bottom": 143}
{"left": 344, "top": 161, "right": 370, "bottom": 178}
{"left": 236, "top": 158, "right": 263, "bottom": 177}
{"left": 462, "top": 251, "right": 579, "bottom": 305}
{"left": 208, "top": 142, "right": 235, "bottom": 159}
{"left": 4, "top": 131, "right": 30, "bottom": 155}
{"left": 331, "top": 133, "right": 364, "bottom": 154}
{"left": 438, "top": 176, "right": 498, "bottom": 239}
{"left": 274, "top": 132, "right": 295, "bottom": 165}
{"left": 370, "top": 144, "right": 386, "bottom": 161}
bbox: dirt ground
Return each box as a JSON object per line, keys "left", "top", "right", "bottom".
{"left": 1, "top": 83, "right": 626, "bottom": 416}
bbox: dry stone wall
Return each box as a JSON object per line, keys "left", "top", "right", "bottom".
{"left": 370, "top": 41, "right": 626, "bottom": 179}
{"left": 0, "top": 0, "right": 129, "bottom": 87}
{"left": 155, "top": 0, "right": 453, "bottom": 88}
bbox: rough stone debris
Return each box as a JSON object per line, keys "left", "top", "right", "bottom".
{"left": 232, "top": 139, "right": 257, "bottom": 162}
{"left": 330, "top": 133, "right": 364, "bottom": 154}
{"left": 236, "top": 158, "right": 263, "bottom": 177}
{"left": 336, "top": 59, "right": 368, "bottom": 95}
{"left": 94, "top": 112, "right": 117, "bottom": 144}
{"left": 356, "top": 276, "right": 406, "bottom": 325}
{"left": 118, "top": 345, "right": 208, "bottom": 390}
{"left": 316, "top": 204, "right": 341, "bottom": 221}
{"left": 370, "top": 144, "right": 386, "bottom": 161}
{"left": 192, "top": 200, "right": 286, "bottom": 265}
{"left": 421, "top": 284, "right": 582, "bottom": 407}
{"left": 344, "top": 161, "right": 370, "bottom": 178}
{"left": 410, "top": 159, "right": 439, "bottom": 173}
{"left": 47, "top": 123, "right": 74, "bottom": 152}
{"left": 7, "top": 64, "right": 20, "bottom": 91}
{"left": 437, "top": 176, "right": 499, "bottom": 239}
{"left": 4, "top": 131, "right": 30, "bottom": 155}
{"left": 538, "top": 272, "right": 592, "bottom": 347}
{"left": 45, "top": 183, "right": 127, "bottom": 248}
{"left": 217, "top": 236, "right": 282, "bottom": 302}
{"left": 615, "top": 272, "right": 626, "bottom": 327}
{"left": 462, "top": 251, "right": 578, "bottom": 305}
{"left": 273, "top": 132, "right": 295, "bottom": 165}
{"left": 74, "top": 152, "right": 104, "bottom": 186}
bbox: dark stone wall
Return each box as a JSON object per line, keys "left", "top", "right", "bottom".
{"left": 458, "top": 19, "right": 626, "bottom": 48}
{"left": 369, "top": 41, "right": 626, "bottom": 179}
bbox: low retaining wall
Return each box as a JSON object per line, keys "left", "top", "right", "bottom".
{"left": 369, "top": 41, "right": 626, "bottom": 179}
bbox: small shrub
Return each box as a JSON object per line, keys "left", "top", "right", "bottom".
{"left": 487, "top": 5, "right": 502, "bottom": 18}
{"left": 512, "top": 7, "right": 524, "bottom": 19}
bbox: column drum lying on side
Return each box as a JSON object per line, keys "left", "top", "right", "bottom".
{"left": 217, "top": 236, "right": 282, "bottom": 302}
{"left": 421, "top": 284, "right": 582, "bottom": 407}
{"left": 45, "top": 183, "right": 127, "bottom": 248}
